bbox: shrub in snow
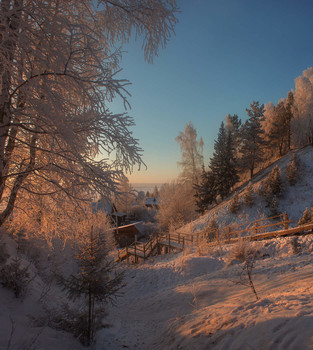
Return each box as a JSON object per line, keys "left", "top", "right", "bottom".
{"left": 0, "top": 238, "right": 9, "bottom": 266}
{"left": 229, "top": 192, "right": 241, "bottom": 214}
{"left": 243, "top": 183, "right": 255, "bottom": 207}
{"left": 262, "top": 166, "right": 283, "bottom": 210}
{"left": 0, "top": 257, "right": 32, "bottom": 298}
{"left": 157, "top": 181, "right": 197, "bottom": 231}
{"left": 44, "top": 304, "right": 95, "bottom": 345}
{"left": 206, "top": 218, "right": 219, "bottom": 241}
{"left": 290, "top": 236, "right": 301, "bottom": 254}
{"left": 298, "top": 207, "right": 312, "bottom": 225}
{"left": 227, "top": 239, "right": 260, "bottom": 300}
{"left": 264, "top": 165, "right": 283, "bottom": 197}
{"left": 129, "top": 204, "right": 156, "bottom": 223}
{"left": 287, "top": 154, "right": 300, "bottom": 186}
{"left": 269, "top": 195, "right": 280, "bottom": 216}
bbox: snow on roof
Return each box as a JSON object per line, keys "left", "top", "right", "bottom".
{"left": 116, "top": 221, "right": 143, "bottom": 230}
{"left": 145, "top": 197, "right": 160, "bottom": 206}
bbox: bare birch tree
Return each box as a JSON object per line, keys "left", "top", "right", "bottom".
{"left": 175, "top": 121, "right": 204, "bottom": 185}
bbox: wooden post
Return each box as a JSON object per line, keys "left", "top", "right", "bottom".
{"left": 255, "top": 221, "right": 258, "bottom": 234}
{"left": 178, "top": 233, "right": 180, "bottom": 244}
{"left": 143, "top": 244, "right": 146, "bottom": 261}
{"left": 196, "top": 232, "right": 199, "bottom": 247}
{"left": 182, "top": 236, "right": 185, "bottom": 249}
{"left": 284, "top": 214, "right": 289, "bottom": 230}
{"left": 228, "top": 227, "right": 231, "bottom": 242}
{"left": 168, "top": 233, "right": 171, "bottom": 253}
{"left": 134, "top": 242, "right": 137, "bottom": 263}
{"left": 126, "top": 246, "right": 129, "bottom": 264}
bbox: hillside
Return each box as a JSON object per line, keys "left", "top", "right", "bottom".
{"left": 98, "top": 146, "right": 313, "bottom": 349}
{"left": 181, "top": 146, "right": 313, "bottom": 234}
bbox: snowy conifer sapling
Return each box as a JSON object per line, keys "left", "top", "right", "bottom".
{"left": 60, "top": 225, "right": 124, "bottom": 345}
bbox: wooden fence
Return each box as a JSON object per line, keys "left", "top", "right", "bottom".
{"left": 117, "top": 209, "right": 313, "bottom": 263}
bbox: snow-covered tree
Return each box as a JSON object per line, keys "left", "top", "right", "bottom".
{"left": 176, "top": 122, "right": 204, "bottom": 185}
{"left": 210, "top": 122, "right": 238, "bottom": 200}
{"left": 0, "top": 0, "right": 178, "bottom": 228}
{"left": 287, "top": 153, "right": 300, "bottom": 186}
{"left": 157, "top": 181, "right": 196, "bottom": 231}
{"left": 241, "top": 101, "right": 266, "bottom": 178}
{"left": 285, "top": 91, "right": 294, "bottom": 151}
{"left": 115, "top": 176, "right": 135, "bottom": 215}
{"left": 59, "top": 224, "right": 124, "bottom": 345}
{"left": 194, "top": 170, "right": 217, "bottom": 214}
{"left": 292, "top": 67, "right": 313, "bottom": 146}
{"left": 298, "top": 207, "right": 312, "bottom": 225}
{"left": 243, "top": 182, "right": 255, "bottom": 207}
{"left": 225, "top": 114, "right": 242, "bottom": 158}
{"left": 229, "top": 192, "right": 241, "bottom": 214}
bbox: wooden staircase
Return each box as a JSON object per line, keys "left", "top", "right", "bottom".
{"left": 116, "top": 210, "right": 313, "bottom": 263}
{"left": 116, "top": 232, "right": 194, "bottom": 263}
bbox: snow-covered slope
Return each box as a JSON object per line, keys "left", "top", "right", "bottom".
{"left": 181, "top": 146, "right": 313, "bottom": 234}
{"left": 100, "top": 236, "right": 313, "bottom": 349}
{"left": 98, "top": 146, "right": 313, "bottom": 349}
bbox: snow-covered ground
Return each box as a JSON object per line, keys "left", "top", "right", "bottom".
{"left": 1, "top": 146, "right": 313, "bottom": 349}
{"left": 99, "top": 236, "right": 313, "bottom": 349}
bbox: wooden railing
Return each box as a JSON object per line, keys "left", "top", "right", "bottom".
{"left": 195, "top": 213, "right": 294, "bottom": 244}
{"left": 117, "top": 209, "right": 313, "bottom": 263}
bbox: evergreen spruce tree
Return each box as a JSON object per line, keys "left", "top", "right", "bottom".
{"left": 298, "top": 207, "right": 312, "bottom": 225}
{"left": 287, "top": 154, "right": 300, "bottom": 186}
{"left": 268, "top": 101, "right": 289, "bottom": 156}
{"left": 229, "top": 192, "right": 241, "bottom": 214}
{"left": 241, "top": 101, "right": 266, "bottom": 178}
{"left": 285, "top": 91, "right": 294, "bottom": 151}
{"left": 243, "top": 183, "right": 255, "bottom": 207}
{"left": 225, "top": 114, "right": 243, "bottom": 159}
{"left": 194, "top": 170, "right": 217, "bottom": 214}
{"left": 210, "top": 122, "right": 239, "bottom": 200}
{"left": 60, "top": 226, "right": 124, "bottom": 345}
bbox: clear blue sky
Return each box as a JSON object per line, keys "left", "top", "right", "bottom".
{"left": 110, "top": 0, "right": 313, "bottom": 184}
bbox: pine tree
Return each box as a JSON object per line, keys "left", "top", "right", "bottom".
{"left": 268, "top": 101, "right": 289, "bottom": 156}
{"left": 229, "top": 192, "right": 241, "bottom": 214}
{"left": 225, "top": 114, "right": 242, "bottom": 158}
{"left": 241, "top": 101, "right": 266, "bottom": 178}
{"left": 285, "top": 91, "right": 294, "bottom": 151}
{"left": 298, "top": 207, "right": 312, "bottom": 225}
{"left": 60, "top": 226, "right": 124, "bottom": 345}
{"left": 210, "top": 122, "right": 239, "bottom": 200}
{"left": 194, "top": 170, "right": 217, "bottom": 213}
{"left": 243, "top": 183, "right": 255, "bottom": 207}
{"left": 287, "top": 154, "right": 300, "bottom": 186}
